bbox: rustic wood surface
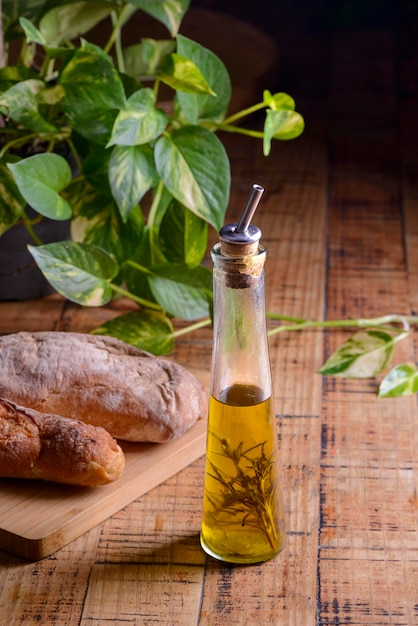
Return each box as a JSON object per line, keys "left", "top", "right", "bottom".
{"left": 0, "top": 418, "right": 207, "bottom": 561}
{"left": 1, "top": 9, "right": 418, "bottom": 625}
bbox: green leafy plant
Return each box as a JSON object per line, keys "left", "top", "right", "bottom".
{"left": 1, "top": 2, "right": 416, "bottom": 400}
{"left": 0, "top": 0, "right": 304, "bottom": 356}
{"left": 268, "top": 312, "right": 418, "bottom": 398}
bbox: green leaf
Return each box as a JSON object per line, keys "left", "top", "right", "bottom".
{"left": 0, "top": 164, "right": 26, "bottom": 235}
{"left": 263, "top": 90, "right": 296, "bottom": 111}
{"left": 67, "top": 179, "right": 144, "bottom": 263}
{"left": 318, "top": 329, "right": 401, "bottom": 378}
{"left": 107, "top": 88, "right": 168, "bottom": 147}
{"left": 8, "top": 154, "right": 72, "bottom": 220}
{"left": 154, "top": 125, "right": 230, "bottom": 231}
{"left": 78, "top": 146, "right": 112, "bottom": 193}
{"left": 108, "top": 145, "right": 156, "bottom": 220}
{"left": 19, "top": 16, "right": 47, "bottom": 45}
{"left": 39, "top": 2, "right": 114, "bottom": 45}
{"left": 92, "top": 309, "right": 174, "bottom": 355}
{"left": 378, "top": 363, "right": 418, "bottom": 398}
{"left": 0, "top": 66, "right": 39, "bottom": 92}
{"left": 148, "top": 263, "right": 212, "bottom": 320}
{"left": 176, "top": 34, "right": 231, "bottom": 123}
{"left": 123, "top": 39, "right": 175, "bottom": 78}
{"left": 159, "top": 198, "right": 208, "bottom": 267}
{"left": 0, "top": 79, "right": 57, "bottom": 133}
{"left": 28, "top": 241, "right": 119, "bottom": 306}
{"left": 59, "top": 41, "right": 126, "bottom": 144}
{"left": 263, "top": 109, "right": 305, "bottom": 156}
{"left": 129, "top": 0, "right": 190, "bottom": 37}
{"left": 158, "top": 53, "right": 216, "bottom": 96}
{"left": 18, "top": 17, "right": 71, "bottom": 60}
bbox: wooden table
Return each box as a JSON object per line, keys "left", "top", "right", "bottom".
{"left": 1, "top": 18, "right": 418, "bottom": 626}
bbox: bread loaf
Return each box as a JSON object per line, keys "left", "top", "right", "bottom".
{"left": 0, "top": 331, "right": 206, "bottom": 442}
{"left": 0, "top": 397, "right": 125, "bottom": 486}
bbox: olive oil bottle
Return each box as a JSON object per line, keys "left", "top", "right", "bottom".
{"left": 200, "top": 184, "right": 286, "bottom": 564}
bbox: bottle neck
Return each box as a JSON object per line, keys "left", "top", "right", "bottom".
{"left": 210, "top": 244, "right": 272, "bottom": 403}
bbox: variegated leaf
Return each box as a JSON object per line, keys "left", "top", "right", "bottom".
{"left": 154, "top": 126, "right": 230, "bottom": 231}
{"left": 318, "top": 329, "right": 404, "bottom": 378}
{"left": 0, "top": 79, "right": 57, "bottom": 133}
{"left": 39, "top": 1, "right": 114, "bottom": 45}
{"left": 92, "top": 309, "right": 174, "bottom": 355}
{"left": 28, "top": 241, "right": 119, "bottom": 306}
{"left": 158, "top": 53, "right": 216, "bottom": 95}
{"left": 108, "top": 145, "right": 156, "bottom": 220}
{"left": 263, "top": 109, "right": 305, "bottom": 156}
{"left": 129, "top": 0, "right": 190, "bottom": 37}
{"left": 378, "top": 363, "right": 418, "bottom": 397}
{"left": 176, "top": 34, "right": 231, "bottom": 124}
{"left": 107, "top": 88, "right": 168, "bottom": 147}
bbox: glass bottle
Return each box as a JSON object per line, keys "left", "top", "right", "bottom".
{"left": 200, "top": 184, "right": 286, "bottom": 564}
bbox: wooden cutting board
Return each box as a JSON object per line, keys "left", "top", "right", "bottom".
{"left": 0, "top": 417, "right": 207, "bottom": 561}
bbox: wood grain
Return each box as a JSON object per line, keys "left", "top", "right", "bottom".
{"left": 1, "top": 9, "right": 418, "bottom": 623}
{"left": 0, "top": 418, "right": 207, "bottom": 560}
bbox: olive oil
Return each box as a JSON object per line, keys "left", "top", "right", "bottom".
{"left": 200, "top": 384, "right": 285, "bottom": 564}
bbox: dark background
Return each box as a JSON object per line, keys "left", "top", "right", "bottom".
{"left": 192, "top": 0, "right": 418, "bottom": 101}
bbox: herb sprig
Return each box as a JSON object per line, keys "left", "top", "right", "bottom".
{"left": 206, "top": 434, "right": 280, "bottom": 549}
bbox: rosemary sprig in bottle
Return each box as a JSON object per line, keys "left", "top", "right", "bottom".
{"left": 206, "top": 434, "right": 279, "bottom": 549}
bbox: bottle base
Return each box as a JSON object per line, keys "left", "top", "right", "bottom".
{"left": 200, "top": 533, "right": 284, "bottom": 565}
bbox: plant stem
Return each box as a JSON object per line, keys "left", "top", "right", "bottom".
{"left": 223, "top": 102, "right": 265, "bottom": 125}
{"left": 110, "top": 283, "right": 163, "bottom": 311}
{"left": 66, "top": 136, "right": 82, "bottom": 173}
{"left": 105, "top": 5, "right": 134, "bottom": 69}
{"left": 0, "top": 133, "right": 38, "bottom": 158}
{"left": 266, "top": 313, "right": 418, "bottom": 336}
{"left": 21, "top": 214, "right": 43, "bottom": 245}
{"left": 125, "top": 259, "right": 153, "bottom": 275}
{"left": 215, "top": 124, "right": 264, "bottom": 139}
{"left": 147, "top": 180, "right": 164, "bottom": 265}
{"left": 155, "top": 312, "right": 418, "bottom": 348}
{"left": 153, "top": 78, "right": 161, "bottom": 100}
{"left": 171, "top": 318, "right": 211, "bottom": 338}
{"left": 109, "top": 10, "right": 125, "bottom": 73}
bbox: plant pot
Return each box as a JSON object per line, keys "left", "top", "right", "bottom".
{"left": 0, "top": 210, "right": 70, "bottom": 301}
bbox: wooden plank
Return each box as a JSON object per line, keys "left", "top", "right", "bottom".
{"left": 1, "top": 527, "right": 103, "bottom": 625}
{"left": 0, "top": 297, "right": 66, "bottom": 333}
{"left": 80, "top": 463, "right": 206, "bottom": 624}
{"left": 320, "top": 23, "right": 418, "bottom": 624}
{"left": 81, "top": 563, "right": 204, "bottom": 625}
{"left": 318, "top": 398, "right": 418, "bottom": 625}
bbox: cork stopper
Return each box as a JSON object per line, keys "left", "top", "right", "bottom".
{"left": 219, "top": 184, "right": 264, "bottom": 257}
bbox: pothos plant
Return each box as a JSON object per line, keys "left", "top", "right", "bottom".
{"left": 267, "top": 313, "right": 418, "bottom": 398}
{"left": 1, "top": 1, "right": 417, "bottom": 399}
{"left": 0, "top": 0, "right": 304, "bottom": 346}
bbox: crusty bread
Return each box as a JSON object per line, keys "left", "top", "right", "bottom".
{"left": 0, "top": 331, "right": 206, "bottom": 442}
{"left": 0, "top": 397, "right": 125, "bottom": 486}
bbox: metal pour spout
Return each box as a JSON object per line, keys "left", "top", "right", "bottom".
{"left": 236, "top": 183, "right": 264, "bottom": 234}
{"left": 219, "top": 184, "right": 264, "bottom": 256}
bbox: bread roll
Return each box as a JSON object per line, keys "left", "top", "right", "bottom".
{"left": 0, "top": 331, "right": 206, "bottom": 442}
{"left": 0, "top": 397, "right": 125, "bottom": 486}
